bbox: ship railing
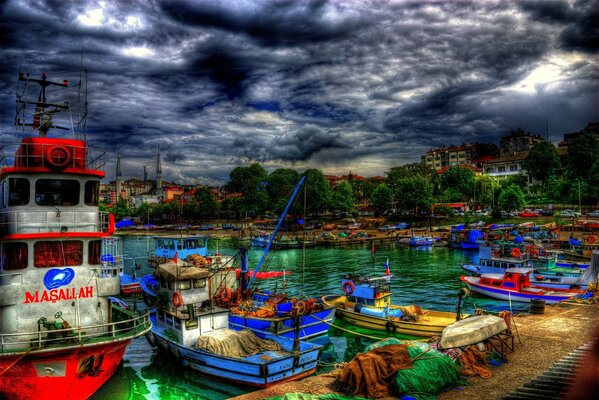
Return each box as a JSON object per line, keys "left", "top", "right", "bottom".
{"left": 0, "top": 142, "right": 105, "bottom": 172}
{"left": 0, "top": 210, "right": 111, "bottom": 235}
{"left": 0, "top": 305, "right": 151, "bottom": 354}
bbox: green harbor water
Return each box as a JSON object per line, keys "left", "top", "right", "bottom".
{"left": 92, "top": 236, "right": 528, "bottom": 400}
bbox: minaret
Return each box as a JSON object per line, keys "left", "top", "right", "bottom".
{"left": 115, "top": 149, "right": 122, "bottom": 202}
{"left": 156, "top": 146, "right": 163, "bottom": 199}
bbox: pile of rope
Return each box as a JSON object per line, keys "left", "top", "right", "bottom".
{"left": 457, "top": 346, "right": 492, "bottom": 379}
{"left": 196, "top": 329, "right": 282, "bottom": 358}
{"left": 230, "top": 302, "right": 276, "bottom": 318}
{"left": 361, "top": 338, "right": 464, "bottom": 400}
{"left": 186, "top": 254, "right": 211, "bottom": 267}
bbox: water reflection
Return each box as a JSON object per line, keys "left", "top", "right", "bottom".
{"left": 92, "top": 236, "right": 530, "bottom": 399}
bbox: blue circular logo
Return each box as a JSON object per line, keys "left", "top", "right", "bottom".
{"left": 44, "top": 268, "right": 75, "bottom": 290}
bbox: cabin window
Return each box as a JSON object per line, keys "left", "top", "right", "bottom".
{"left": 88, "top": 240, "right": 102, "bottom": 264}
{"left": 193, "top": 279, "right": 206, "bottom": 289}
{"left": 164, "top": 240, "right": 175, "bottom": 250}
{"left": 8, "top": 178, "right": 29, "bottom": 206}
{"left": 174, "top": 317, "right": 182, "bottom": 330}
{"left": 503, "top": 282, "right": 515, "bottom": 288}
{"left": 84, "top": 181, "right": 99, "bottom": 206}
{"left": 35, "top": 179, "right": 79, "bottom": 206}
{"left": 177, "top": 241, "right": 184, "bottom": 250}
{"left": 165, "top": 315, "right": 173, "bottom": 326}
{"left": 168, "top": 281, "right": 174, "bottom": 290}
{"left": 2, "top": 242, "right": 28, "bottom": 270}
{"left": 34, "top": 241, "right": 83, "bottom": 267}
{"left": 178, "top": 280, "right": 191, "bottom": 290}
{"left": 186, "top": 239, "right": 198, "bottom": 249}
{"left": 156, "top": 239, "right": 163, "bottom": 249}
{"left": 157, "top": 309, "right": 165, "bottom": 322}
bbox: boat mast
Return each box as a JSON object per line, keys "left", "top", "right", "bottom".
{"left": 248, "top": 176, "right": 306, "bottom": 288}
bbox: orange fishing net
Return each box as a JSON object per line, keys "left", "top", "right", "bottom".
{"left": 458, "top": 346, "right": 492, "bottom": 379}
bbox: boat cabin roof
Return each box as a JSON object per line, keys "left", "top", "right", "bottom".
{"left": 155, "top": 261, "right": 210, "bottom": 281}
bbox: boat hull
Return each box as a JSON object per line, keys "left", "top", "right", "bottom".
{"left": 461, "top": 276, "right": 577, "bottom": 304}
{"left": 228, "top": 307, "right": 335, "bottom": 340}
{"left": 0, "top": 340, "right": 130, "bottom": 400}
{"left": 322, "top": 295, "right": 459, "bottom": 337}
{"left": 151, "top": 331, "right": 320, "bottom": 388}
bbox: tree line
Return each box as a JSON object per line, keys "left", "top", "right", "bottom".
{"left": 106, "top": 132, "right": 599, "bottom": 222}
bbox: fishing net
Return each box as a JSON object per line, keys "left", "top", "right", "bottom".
{"left": 366, "top": 338, "right": 465, "bottom": 400}
{"left": 195, "top": 329, "right": 282, "bottom": 358}
{"left": 330, "top": 344, "right": 413, "bottom": 398}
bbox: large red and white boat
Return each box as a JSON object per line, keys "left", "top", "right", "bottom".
{"left": 0, "top": 68, "right": 151, "bottom": 399}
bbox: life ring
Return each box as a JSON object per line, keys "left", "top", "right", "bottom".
{"left": 172, "top": 291, "right": 183, "bottom": 307}
{"left": 46, "top": 145, "right": 71, "bottom": 169}
{"left": 587, "top": 235, "right": 597, "bottom": 244}
{"left": 385, "top": 321, "right": 397, "bottom": 333}
{"left": 343, "top": 281, "right": 355, "bottom": 295}
{"left": 483, "top": 233, "right": 489, "bottom": 240}
{"left": 526, "top": 246, "right": 539, "bottom": 259}
{"left": 219, "top": 287, "right": 232, "bottom": 303}
{"left": 511, "top": 248, "right": 522, "bottom": 258}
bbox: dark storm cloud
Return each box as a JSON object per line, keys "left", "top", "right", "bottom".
{"left": 160, "top": 0, "right": 368, "bottom": 46}
{"left": 0, "top": 0, "right": 597, "bottom": 184}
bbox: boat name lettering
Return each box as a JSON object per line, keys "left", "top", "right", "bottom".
{"left": 24, "top": 286, "right": 94, "bottom": 304}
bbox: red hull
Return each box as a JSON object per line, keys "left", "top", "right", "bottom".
{"left": 0, "top": 340, "right": 130, "bottom": 400}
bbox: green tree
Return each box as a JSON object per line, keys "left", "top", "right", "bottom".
{"left": 371, "top": 184, "right": 392, "bottom": 215}
{"left": 266, "top": 169, "right": 301, "bottom": 214}
{"left": 523, "top": 141, "right": 560, "bottom": 186}
{"left": 440, "top": 166, "right": 475, "bottom": 202}
{"left": 225, "top": 163, "right": 269, "bottom": 215}
{"left": 475, "top": 175, "right": 499, "bottom": 208}
{"left": 302, "top": 169, "right": 331, "bottom": 215}
{"left": 330, "top": 181, "right": 354, "bottom": 213}
{"left": 498, "top": 184, "right": 525, "bottom": 211}
{"left": 112, "top": 197, "right": 131, "bottom": 221}
{"left": 395, "top": 175, "right": 434, "bottom": 214}
{"left": 194, "top": 187, "right": 219, "bottom": 219}
{"left": 566, "top": 133, "right": 599, "bottom": 182}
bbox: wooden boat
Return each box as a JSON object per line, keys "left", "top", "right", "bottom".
{"left": 0, "top": 69, "right": 150, "bottom": 400}
{"left": 462, "top": 244, "right": 588, "bottom": 290}
{"left": 322, "top": 274, "right": 464, "bottom": 337}
{"left": 439, "top": 315, "right": 508, "bottom": 349}
{"left": 460, "top": 268, "right": 581, "bottom": 304}
{"left": 408, "top": 236, "right": 436, "bottom": 247}
{"left": 227, "top": 178, "right": 335, "bottom": 339}
{"left": 150, "top": 261, "right": 322, "bottom": 388}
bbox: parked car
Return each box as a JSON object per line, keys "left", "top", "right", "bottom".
{"left": 539, "top": 209, "right": 553, "bottom": 216}
{"left": 587, "top": 210, "right": 599, "bottom": 218}
{"left": 558, "top": 210, "right": 581, "bottom": 218}
{"left": 378, "top": 225, "right": 396, "bottom": 232}
{"left": 519, "top": 210, "right": 540, "bottom": 217}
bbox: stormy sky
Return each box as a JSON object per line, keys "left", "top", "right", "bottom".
{"left": 1, "top": 0, "right": 597, "bottom": 186}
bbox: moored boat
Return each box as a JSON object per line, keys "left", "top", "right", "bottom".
{"left": 322, "top": 274, "right": 465, "bottom": 337}
{"left": 150, "top": 260, "right": 322, "bottom": 387}
{"left": 460, "top": 268, "right": 582, "bottom": 304}
{"left": 0, "top": 69, "right": 151, "bottom": 400}
{"left": 408, "top": 236, "right": 436, "bottom": 247}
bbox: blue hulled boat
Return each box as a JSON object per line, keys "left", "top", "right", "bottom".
{"left": 150, "top": 261, "right": 322, "bottom": 388}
